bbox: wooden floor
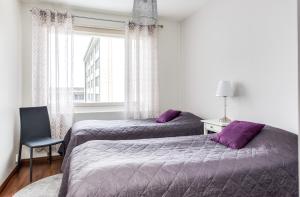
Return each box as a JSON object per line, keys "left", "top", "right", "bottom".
{"left": 0, "top": 158, "right": 62, "bottom": 197}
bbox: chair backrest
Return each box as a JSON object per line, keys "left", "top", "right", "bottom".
{"left": 19, "top": 106, "right": 51, "bottom": 143}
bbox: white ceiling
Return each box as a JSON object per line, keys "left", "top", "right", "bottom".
{"left": 23, "top": 0, "right": 208, "bottom": 21}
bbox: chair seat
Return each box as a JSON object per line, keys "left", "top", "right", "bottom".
{"left": 23, "top": 137, "right": 64, "bottom": 148}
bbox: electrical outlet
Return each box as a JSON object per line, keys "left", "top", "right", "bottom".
{"left": 15, "top": 154, "right": 18, "bottom": 163}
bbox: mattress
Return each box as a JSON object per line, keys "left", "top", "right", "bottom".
{"left": 61, "top": 112, "right": 203, "bottom": 170}
{"left": 59, "top": 126, "right": 298, "bottom": 197}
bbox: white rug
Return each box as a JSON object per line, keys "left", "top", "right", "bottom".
{"left": 13, "top": 174, "right": 62, "bottom": 197}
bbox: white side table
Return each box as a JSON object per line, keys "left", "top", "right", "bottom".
{"left": 201, "top": 119, "right": 230, "bottom": 135}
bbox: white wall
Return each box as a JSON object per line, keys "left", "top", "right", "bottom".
{"left": 0, "top": 0, "right": 22, "bottom": 185}
{"left": 158, "top": 20, "right": 182, "bottom": 112}
{"left": 181, "top": 0, "right": 298, "bottom": 133}
{"left": 21, "top": 2, "right": 182, "bottom": 121}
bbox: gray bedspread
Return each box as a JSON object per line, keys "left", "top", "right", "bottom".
{"left": 61, "top": 112, "right": 203, "bottom": 170}
{"left": 59, "top": 126, "right": 298, "bottom": 197}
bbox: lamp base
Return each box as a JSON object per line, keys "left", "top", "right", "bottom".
{"left": 219, "top": 116, "right": 231, "bottom": 123}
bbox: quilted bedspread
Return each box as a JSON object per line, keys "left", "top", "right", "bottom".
{"left": 61, "top": 112, "right": 203, "bottom": 170}
{"left": 59, "top": 126, "right": 298, "bottom": 197}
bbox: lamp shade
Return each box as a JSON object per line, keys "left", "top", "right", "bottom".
{"left": 132, "top": 0, "right": 158, "bottom": 25}
{"left": 216, "top": 80, "right": 233, "bottom": 97}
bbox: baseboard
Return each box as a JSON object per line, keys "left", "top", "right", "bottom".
{"left": 0, "top": 156, "right": 63, "bottom": 193}
{"left": 0, "top": 166, "right": 18, "bottom": 193}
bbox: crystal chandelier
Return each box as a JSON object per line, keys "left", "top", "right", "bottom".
{"left": 131, "top": 0, "right": 158, "bottom": 26}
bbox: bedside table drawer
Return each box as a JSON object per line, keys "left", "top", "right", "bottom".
{"left": 204, "top": 123, "right": 222, "bottom": 133}
{"left": 202, "top": 119, "right": 230, "bottom": 135}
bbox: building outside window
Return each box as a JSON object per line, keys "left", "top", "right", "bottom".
{"left": 95, "top": 76, "right": 100, "bottom": 87}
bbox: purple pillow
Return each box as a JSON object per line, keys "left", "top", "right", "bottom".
{"left": 211, "top": 120, "right": 265, "bottom": 149}
{"left": 156, "top": 110, "right": 181, "bottom": 123}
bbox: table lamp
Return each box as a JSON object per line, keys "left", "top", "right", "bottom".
{"left": 216, "top": 80, "right": 233, "bottom": 123}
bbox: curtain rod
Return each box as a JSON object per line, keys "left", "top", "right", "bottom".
{"left": 29, "top": 10, "right": 164, "bottom": 28}
{"left": 72, "top": 15, "right": 126, "bottom": 24}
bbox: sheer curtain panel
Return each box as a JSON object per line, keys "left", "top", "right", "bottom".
{"left": 125, "top": 24, "right": 159, "bottom": 119}
{"left": 32, "top": 8, "right": 73, "bottom": 140}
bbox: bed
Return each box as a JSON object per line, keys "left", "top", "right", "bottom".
{"left": 61, "top": 112, "right": 203, "bottom": 169}
{"left": 59, "top": 126, "right": 298, "bottom": 197}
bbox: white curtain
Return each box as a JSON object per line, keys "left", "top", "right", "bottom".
{"left": 32, "top": 8, "right": 73, "bottom": 139}
{"left": 125, "top": 24, "right": 159, "bottom": 119}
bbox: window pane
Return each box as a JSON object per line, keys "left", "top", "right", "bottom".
{"left": 73, "top": 31, "right": 125, "bottom": 104}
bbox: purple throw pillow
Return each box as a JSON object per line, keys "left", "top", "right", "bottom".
{"left": 156, "top": 110, "right": 181, "bottom": 123}
{"left": 211, "top": 120, "right": 265, "bottom": 149}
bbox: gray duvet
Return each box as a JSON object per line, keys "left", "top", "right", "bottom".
{"left": 59, "top": 126, "right": 298, "bottom": 197}
{"left": 62, "top": 112, "right": 203, "bottom": 170}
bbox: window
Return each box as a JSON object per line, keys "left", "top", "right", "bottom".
{"left": 95, "top": 76, "right": 100, "bottom": 87}
{"left": 95, "top": 94, "right": 100, "bottom": 102}
{"left": 95, "top": 58, "right": 100, "bottom": 70}
{"left": 73, "top": 28, "right": 125, "bottom": 104}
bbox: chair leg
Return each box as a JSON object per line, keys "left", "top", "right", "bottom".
{"left": 29, "top": 147, "right": 33, "bottom": 183}
{"left": 49, "top": 145, "right": 52, "bottom": 164}
{"left": 17, "top": 144, "right": 22, "bottom": 169}
{"left": 62, "top": 142, "right": 65, "bottom": 157}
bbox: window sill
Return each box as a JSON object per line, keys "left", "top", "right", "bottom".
{"left": 73, "top": 102, "right": 124, "bottom": 107}
{"left": 73, "top": 103, "right": 124, "bottom": 114}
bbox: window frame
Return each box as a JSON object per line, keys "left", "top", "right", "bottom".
{"left": 72, "top": 25, "right": 126, "bottom": 108}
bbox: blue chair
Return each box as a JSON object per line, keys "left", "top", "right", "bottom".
{"left": 18, "top": 106, "right": 65, "bottom": 182}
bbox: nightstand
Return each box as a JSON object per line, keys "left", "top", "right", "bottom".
{"left": 201, "top": 119, "right": 230, "bottom": 135}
